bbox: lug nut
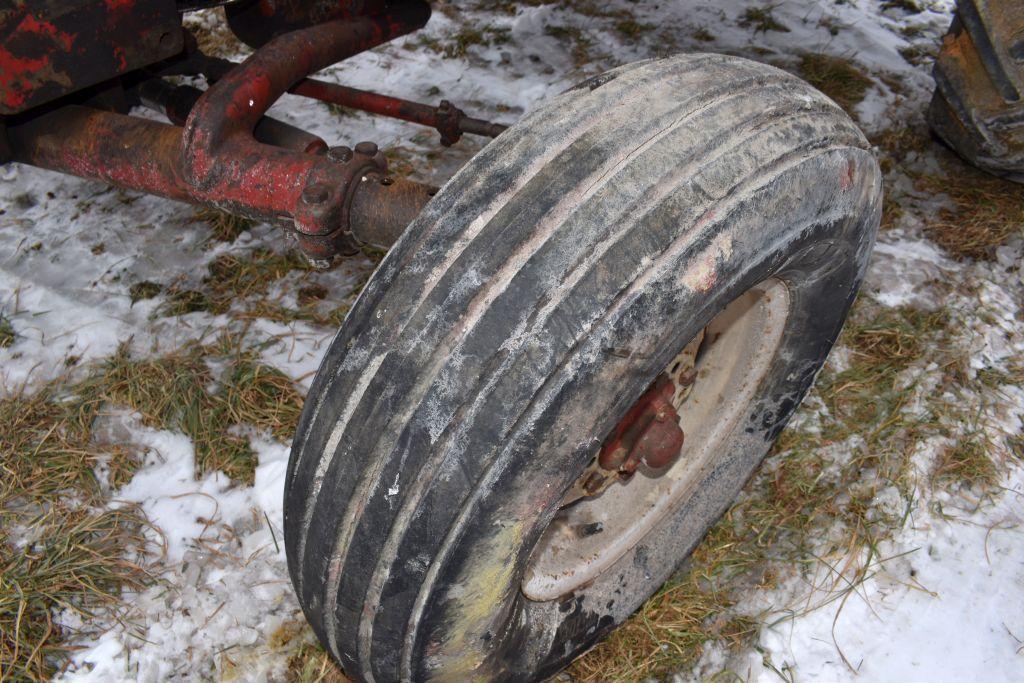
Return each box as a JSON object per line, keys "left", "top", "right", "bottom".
{"left": 302, "top": 183, "right": 330, "bottom": 205}
{"left": 327, "top": 146, "right": 353, "bottom": 163}
{"left": 354, "top": 141, "right": 379, "bottom": 156}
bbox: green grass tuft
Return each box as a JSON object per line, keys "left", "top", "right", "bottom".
{"left": 129, "top": 281, "right": 163, "bottom": 304}
{"left": 933, "top": 436, "right": 999, "bottom": 489}
{"left": 158, "top": 248, "right": 312, "bottom": 319}
{"left": 693, "top": 27, "right": 716, "bottom": 42}
{"left": 75, "top": 341, "right": 302, "bottom": 484}
{"left": 615, "top": 19, "right": 655, "bottom": 39}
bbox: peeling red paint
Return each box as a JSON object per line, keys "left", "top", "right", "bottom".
{"left": 7, "top": 2, "right": 431, "bottom": 261}
{"left": 0, "top": 47, "right": 49, "bottom": 109}
{"left": 0, "top": 1, "right": 181, "bottom": 114}
{"left": 17, "top": 14, "right": 75, "bottom": 52}
{"left": 0, "top": 13, "right": 77, "bottom": 109}
{"left": 113, "top": 46, "right": 127, "bottom": 71}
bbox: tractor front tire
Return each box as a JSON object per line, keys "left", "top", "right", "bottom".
{"left": 929, "top": 0, "right": 1024, "bottom": 181}
{"left": 284, "top": 54, "right": 882, "bottom": 682}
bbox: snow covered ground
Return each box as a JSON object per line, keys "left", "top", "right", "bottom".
{"left": 2, "top": 0, "right": 1022, "bottom": 681}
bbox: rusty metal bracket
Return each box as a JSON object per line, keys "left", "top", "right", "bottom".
{"left": 288, "top": 81, "right": 508, "bottom": 146}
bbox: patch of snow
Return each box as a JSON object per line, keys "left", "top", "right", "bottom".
{"left": 759, "top": 464, "right": 1024, "bottom": 682}
{"left": 866, "top": 237, "right": 958, "bottom": 308}
{"left": 57, "top": 416, "right": 296, "bottom": 682}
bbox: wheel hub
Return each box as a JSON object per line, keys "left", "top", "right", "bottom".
{"left": 598, "top": 376, "right": 685, "bottom": 474}
{"left": 522, "top": 280, "right": 790, "bottom": 602}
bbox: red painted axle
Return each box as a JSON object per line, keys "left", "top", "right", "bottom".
{"left": 5, "top": 1, "right": 435, "bottom": 260}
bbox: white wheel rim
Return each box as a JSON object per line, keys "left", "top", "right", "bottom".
{"left": 522, "top": 279, "right": 791, "bottom": 601}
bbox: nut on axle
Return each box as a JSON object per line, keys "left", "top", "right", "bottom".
{"left": 291, "top": 140, "right": 389, "bottom": 262}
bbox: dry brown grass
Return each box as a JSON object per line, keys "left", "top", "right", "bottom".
{"left": 919, "top": 158, "right": 1024, "bottom": 261}
{"left": 156, "top": 246, "right": 361, "bottom": 327}
{"left": 129, "top": 281, "right": 163, "bottom": 304}
{"left": 740, "top": 5, "right": 791, "bottom": 33}
{"left": 544, "top": 24, "right": 596, "bottom": 67}
{"left": 870, "top": 122, "right": 1024, "bottom": 257}
{"left": 1, "top": 334, "right": 306, "bottom": 678}
{"left": 932, "top": 437, "right": 999, "bottom": 489}
{"left": 871, "top": 123, "right": 932, "bottom": 175}
{"left": 870, "top": 123, "right": 933, "bottom": 230}
{"left": 798, "top": 53, "right": 873, "bottom": 115}
{"left": 571, "top": 294, "right": 1012, "bottom": 679}
{"left": 0, "top": 313, "right": 14, "bottom": 348}
{"left": 159, "top": 247, "right": 311, "bottom": 317}
{"left": 0, "top": 382, "right": 153, "bottom": 681}
{"left": 286, "top": 640, "right": 350, "bottom": 683}
{"left": 194, "top": 207, "right": 254, "bottom": 244}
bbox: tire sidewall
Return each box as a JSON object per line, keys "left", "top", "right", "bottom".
{"left": 411, "top": 148, "right": 880, "bottom": 681}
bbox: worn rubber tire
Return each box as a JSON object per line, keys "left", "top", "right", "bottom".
{"left": 928, "top": 0, "right": 1024, "bottom": 181}
{"left": 284, "top": 54, "right": 882, "bottom": 682}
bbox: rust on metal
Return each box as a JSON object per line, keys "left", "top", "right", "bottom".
{"left": 349, "top": 174, "right": 438, "bottom": 248}
{"left": 929, "top": 0, "right": 1024, "bottom": 180}
{"left": 291, "top": 80, "right": 508, "bottom": 145}
{"left": 2, "top": 0, "right": 501, "bottom": 262}
{"left": 5, "top": 103, "right": 435, "bottom": 260}
{"left": 5, "top": 0, "right": 436, "bottom": 262}
{"left": 597, "top": 377, "right": 685, "bottom": 475}
{"left": 7, "top": 105, "right": 192, "bottom": 203}
{"left": 136, "top": 79, "right": 329, "bottom": 154}
{"left": 195, "top": 54, "right": 508, "bottom": 146}
{"left": 0, "top": 0, "right": 183, "bottom": 115}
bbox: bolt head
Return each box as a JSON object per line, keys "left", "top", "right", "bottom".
{"left": 355, "top": 141, "right": 379, "bottom": 156}
{"left": 327, "top": 146, "right": 353, "bottom": 163}
{"left": 301, "top": 184, "right": 330, "bottom": 205}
